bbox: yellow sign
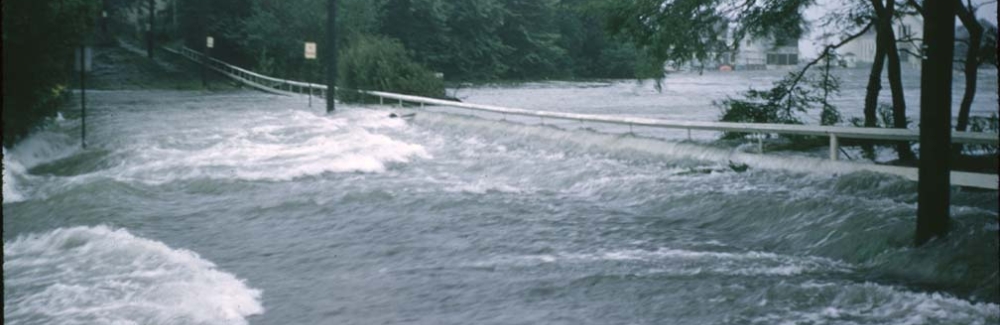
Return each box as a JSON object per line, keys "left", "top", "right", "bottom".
{"left": 304, "top": 42, "right": 317, "bottom": 59}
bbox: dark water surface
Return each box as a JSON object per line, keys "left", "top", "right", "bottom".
{"left": 4, "top": 81, "right": 998, "bottom": 325}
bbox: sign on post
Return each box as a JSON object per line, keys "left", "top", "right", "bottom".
{"left": 304, "top": 42, "right": 317, "bottom": 59}
{"left": 74, "top": 47, "right": 93, "bottom": 72}
{"left": 206, "top": 36, "right": 214, "bottom": 49}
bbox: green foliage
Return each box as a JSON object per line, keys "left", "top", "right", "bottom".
{"left": 976, "top": 20, "right": 997, "bottom": 67}
{"left": 3, "top": 0, "right": 100, "bottom": 146}
{"left": 157, "top": 0, "right": 649, "bottom": 83}
{"left": 849, "top": 104, "right": 911, "bottom": 130}
{"left": 965, "top": 114, "right": 999, "bottom": 155}
{"left": 718, "top": 65, "right": 843, "bottom": 142}
{"left": 717, "top": 73, "right": 810, "bottom": 139}
{"left": 601, "top": 0, "right": 812, "bottom": 80}
{"left": 337, "top": 36, "right": 445, "bottom": 102}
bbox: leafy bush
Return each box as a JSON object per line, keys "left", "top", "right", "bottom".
{"left": 337, "top": 35, "right": 445, "bottom": 102}
{"left": 964, "top": 113, "right": 999, "bottom": 155}
{"left": 716, "top": 74, "right": 809, "bottom": 139}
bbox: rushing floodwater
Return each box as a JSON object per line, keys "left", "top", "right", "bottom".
{"left": 4, "top": 70, "right": 999, "bottom": 325}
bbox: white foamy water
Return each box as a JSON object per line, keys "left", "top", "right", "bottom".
{"left": 106, "top": 108, "right": 427, "bottom": 183}
{"left": 3, "top": 148, "right": 27, "bottom": 203}
{"left": 3, "top": 226, "right": 264, "bottom": 325}
{"left": 4, "top": 86, "right": 996, "bottom": 325}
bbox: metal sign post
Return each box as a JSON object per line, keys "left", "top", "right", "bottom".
{"left": 203, "top": 36, "right": 213, "bottom": 88}
{"left": 326, "top": 0, "right": 337, "bottom": 113}
{"left": 305, "top": 42, "right": 317, "bottom": 107}
{"left": 75, "top": 46, "right": 93, "bottom": 148}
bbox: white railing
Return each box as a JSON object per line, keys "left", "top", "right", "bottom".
{"left": 163, "top": 45, "right": 999, "bottom": 189}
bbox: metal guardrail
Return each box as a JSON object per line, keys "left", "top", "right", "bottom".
{"left": 163, "top": 45, "right": 999, "bottom": 189}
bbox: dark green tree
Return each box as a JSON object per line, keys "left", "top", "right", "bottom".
{"left": 3, "top": 0, "right": 101, "bottom": 146}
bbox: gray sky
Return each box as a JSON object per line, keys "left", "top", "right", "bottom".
{"left": 799, "top": 0, "right": 997, "bottom": 58}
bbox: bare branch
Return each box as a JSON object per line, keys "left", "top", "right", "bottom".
{"left": 779, "top": 22, "right": 876, "bottom": 100}
{"left": 906, "top": 0, "right": 925, "bottom": 16}
{"left": 900, "top": 48, "right": 923, "bottom": 58}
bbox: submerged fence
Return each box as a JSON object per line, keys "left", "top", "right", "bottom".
{"left": 164, "top": 45, "right": 999, "bottom": 189}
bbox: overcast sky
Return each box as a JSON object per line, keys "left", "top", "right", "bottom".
{"left": 799, "top": 0, "right": 998, "bottom": 58}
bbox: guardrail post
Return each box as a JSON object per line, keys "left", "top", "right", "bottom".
{"left": 399, "top": 98, "right": 403, "bottom": 107}
{"left": 379, "top": 96, "right": 384, "bottom": 105}
{"left": 687, "top": 129, "right": 692, "bottom": 141}
{"left": 829, "top": 134, "right": 839, "bottom": 161}
{"left": 758, "top": 134, "right": 764, "bottom": 153}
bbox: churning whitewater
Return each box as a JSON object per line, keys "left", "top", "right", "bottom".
{"left": 3, "top": 85, "right": 998, "bottom": 325}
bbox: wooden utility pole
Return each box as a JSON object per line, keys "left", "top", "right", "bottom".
{"left": 916, "top": 0, "right": 955, "bottom": 246}
{"left": 326, "top": 0, "right": 337, "bottom": 113}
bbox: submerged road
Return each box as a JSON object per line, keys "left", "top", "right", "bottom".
{"left": 3, "top": 89, "right": 999, "bottom": 325}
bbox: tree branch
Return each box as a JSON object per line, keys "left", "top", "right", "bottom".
{"left": 907, "top": 0, "right": 925, "bottom": 16}
{"left": 780, "top": 22, "right": 875, "bottom": 100}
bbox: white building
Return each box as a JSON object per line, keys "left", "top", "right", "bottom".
{"left": 734, "top": 35, "right": 800, "bottom": 70}
{"left": 690, "top": 27, "right": 801, "bottom": 71}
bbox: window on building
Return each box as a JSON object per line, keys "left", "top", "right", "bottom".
{"left": 766, "top": 53, "right": 798, "bottom": 65}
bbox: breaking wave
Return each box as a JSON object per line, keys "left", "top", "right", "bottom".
{"left": 3, "top": 226, "right": 264, "bottom": 325}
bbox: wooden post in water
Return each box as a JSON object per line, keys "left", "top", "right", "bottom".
{"left": 326, "top": 0, "right": 338, "bottom": 113}
{"left": 916, "top": 0, "right": 955, "bottom": 246}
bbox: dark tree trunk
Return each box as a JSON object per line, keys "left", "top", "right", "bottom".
{"left": 862, "top": 17, "right": 888, "bottom": 159}
{"left": 955, "top": 0, "right": 982, "bottom": 133}
{"left": 916, "top": 0, "right": 955, "bottom": 246}
{"left": 879, "top": 0, "right": 917, "bottom": 161}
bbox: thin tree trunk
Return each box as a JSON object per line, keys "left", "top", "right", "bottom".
{"left": 879, "top": 0, "right": 917, "bottom": 161}
{"left": 862, "top": 19, "right": 887, "bottom": 159}
{"left": 955, "top": 0, "right": 982, "bottom": 132}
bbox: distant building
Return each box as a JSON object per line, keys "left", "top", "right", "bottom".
{"left": 837, "top": 15, "right": 923, "bottom": 69}
{"left": 687, "top": 26, "right": 801, "bottom": 71}
{"left": 733, "top": 34, "right": 800, "bottom": 70}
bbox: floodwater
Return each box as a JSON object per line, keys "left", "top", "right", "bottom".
{"left": 3, "top": 69, "right": 998, "bottom": 325}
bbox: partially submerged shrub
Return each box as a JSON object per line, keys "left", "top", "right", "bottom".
{"left": 338, "top": 35, "right": 445, "bottom": 102}
{"left": 716, "top": 73, "right": 808, "bottom": 140}
{"left": 964, "top": 113, "right": 999, "bottom": 155}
